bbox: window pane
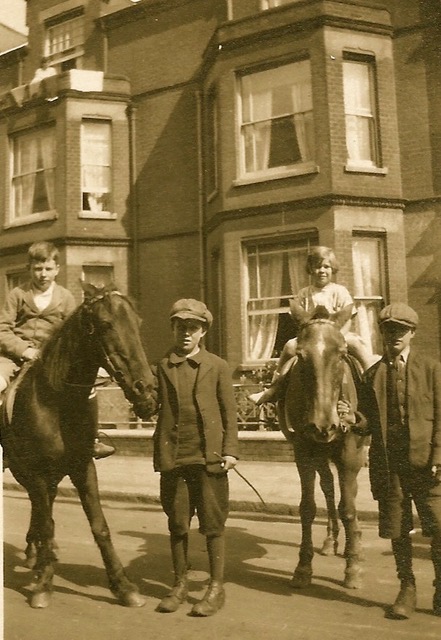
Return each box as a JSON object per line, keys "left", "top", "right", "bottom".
{"left": 81, "top": 121, "right": 112, "bottom": 213}
{"left": 45, "top": 15, "right": 84, "bottom": 67}
{"left": 245, "top": 238, "right": 312, "bottom": 361}
{"left": 343, "top": 58, "right": 378, "bottom": 166}
{"left": 352, "top": 236, "right": 385, "bottom": 355}
{"left": 11, "top": 127, "right": 56, "bottom": 219}
{"left": 239, "top": 60, "right": 313, "bottom": 176}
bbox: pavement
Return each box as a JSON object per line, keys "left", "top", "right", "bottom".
{"left": 3, "top": 455, "right": 379, "bottom": 521}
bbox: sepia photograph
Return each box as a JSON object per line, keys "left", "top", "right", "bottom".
{"left": 1, "top": 1, "right": 441, "bottom": 638}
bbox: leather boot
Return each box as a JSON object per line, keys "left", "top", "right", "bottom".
{"left": 431, "top": 535, "right": 441, "bottom": 616}
{"left": 434, "top": 585, "right": 441, "bottom": 617}
{"left": 390, "top": 581, "right": 416, "bottom": 619}
{"left": 93, "top": 438, "right": 115, "bottom": 459}
{"left": 157, "top": 578, "right": 188, "bottom": 613}
{"left": 88, "top": 395, "right": 115, "bottom": 459}
{"left": 191, "top": 580, "right": 225, "bottom": 617}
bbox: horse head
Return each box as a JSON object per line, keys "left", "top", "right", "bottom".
{"left": 284, "top": 302, "right": 354, "bottom": 443}
{"left": 81, "top": 282, "right": 157, "bottom": 420}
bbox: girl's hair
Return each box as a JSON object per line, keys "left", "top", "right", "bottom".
{"left": 28, "top": 241, "right": 60, "bottom": 265}
{"left": 305, "top": 246, "right": 339, "bottom": 274}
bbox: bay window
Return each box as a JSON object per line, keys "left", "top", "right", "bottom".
{"left": 343, "top": 55, "right": 380, "bottom": 169}
{"left": 238, "top": 59, "right": 314, "bottom": 180}
{"left": 244, "top": 236, "right": 315, "bottom": 362}
{"left": 81, "top": 120, "right": 112, "bottom": 215}
{"left": 352, "top": 235, "right": 386, "bottom": 355}
{"left": 11, "top": 126, "right": 56, "bottom": 222}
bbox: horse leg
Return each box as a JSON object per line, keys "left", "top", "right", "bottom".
{"left": 25, "top": 483, "right": 58, "bottom": 569}
{"left": 24, "top": 481, "right": 57, "bottom": 608}
{"left": 291, "top": 461, "right": 316, "bottom": 588}
{"left": 317, "top": 461, "right": 339, "bottom": 556}
{"left": 335, "top": 451, "right": 364, "bottom": 589}
{"left": 70, "top": 461, "right": 145, "bottom": 607}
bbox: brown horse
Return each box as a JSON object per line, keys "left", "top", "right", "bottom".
{"left": 1, "top": 283, "right": 157, "bottom": 608}
{"left": 278, "top": 303, "right": 368, "bottom": 590}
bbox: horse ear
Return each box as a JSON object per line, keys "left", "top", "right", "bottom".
{"left": 289, "top": 299, "right": 309, "bottom": 326}
{"left": 80, "top": 280, "right": 99, "bottom": 299}
{"left": 333, "top": 304, "right": 353, "bottom": 330}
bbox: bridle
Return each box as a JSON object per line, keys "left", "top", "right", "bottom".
{"left": 67, "top": 290, "right": 148, "bottom": 395}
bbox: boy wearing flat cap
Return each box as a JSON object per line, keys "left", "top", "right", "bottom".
{"left": 360, "top": 303, "right": 441, "bottom": 619}
{"left": 153, "top": 299, "right": 238, "bottom": 617}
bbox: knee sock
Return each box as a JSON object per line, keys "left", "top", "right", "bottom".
{"left": 206, "top": 534, "right": 225, "bottom": 583}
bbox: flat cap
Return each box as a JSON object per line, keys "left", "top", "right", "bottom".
{"left": 379, "top": 303, "right": 419, "bottom": 328}
{"left": 170, "top": 298, "right": 213, "bottom": 327}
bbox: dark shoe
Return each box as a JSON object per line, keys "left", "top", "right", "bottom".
{"left": 157, "top": 580, "right": 188, "bottom": 613}
{"left": 389, "top": 582, "right": 416, "bottom": 619}
{"left": 191, "top": 581, "right": 225, "bottom": 617}
{"left": 93, "top": 439, "right": 115, "bottom": 459}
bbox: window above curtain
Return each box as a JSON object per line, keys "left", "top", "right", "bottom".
{"left": 237, "top": 59, "right": 315, "bottom": 182}
{"left": 10, "top": 126, "right": 56, "bottom": 224}
{"left": 343, "top": 56, "right": 381, "bottom": 170}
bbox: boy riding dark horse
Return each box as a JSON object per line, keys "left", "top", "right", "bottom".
{"left": 0, "top": 241, "right": 114, "bottom": 467}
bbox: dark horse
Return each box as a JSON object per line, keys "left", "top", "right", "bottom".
{"left": 278, "top": 303, "right": 368, "bottom": 590}
{"left": 1, "top": 282, "right": 157, "bottom": 608}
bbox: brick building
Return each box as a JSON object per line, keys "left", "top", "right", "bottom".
{"left": 0, "top": 0, "right": 440, "bottom": 384}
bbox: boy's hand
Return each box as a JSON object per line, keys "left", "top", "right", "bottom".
{"left": 221, "top": 456, "right": 238, "bottom": 471}
{"left": 22, "top": 347, "right": 39, "bottom": 361}
{"left": 337, "top": 399, "right": 356, "bottom": 424}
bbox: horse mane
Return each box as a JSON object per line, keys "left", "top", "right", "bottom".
{"left": 39, "top": 306, "right": 85, "bottom": 393}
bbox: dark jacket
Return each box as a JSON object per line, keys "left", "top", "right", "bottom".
{"left": 153, "top": 347, "right": 239, "bottom": 474}
{"left": 361, "top": 352, "right": 441, "bottom": 500}
{"left": 0, "top": 283, "right": 76, "bottom": 360}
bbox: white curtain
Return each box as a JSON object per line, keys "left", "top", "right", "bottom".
{"left": 352, "top": 240, "right": 382, "bottom": 354}
{"left": 248, "top": 252, "right": 283, "bottom": 361}
{"left": 81, "top": 121, "right": 111, "bottom": 213}
{"left": 287, "top": 249, "right": 308, "bottom": 295}
{"left": 291, "top": 79, "right": 313, "bottom": 161}
{"left": 242, "top": 75, "right": 272, "bottom": 172}
{"left": 18, "top": 137, "right": 38, "bottom": 217}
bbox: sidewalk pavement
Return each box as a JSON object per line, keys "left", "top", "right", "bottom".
{"left": 3, "top": 456, "right": 379, "bottom": 521}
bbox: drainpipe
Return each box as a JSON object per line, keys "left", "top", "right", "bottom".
{"left": 127, "top": 103, "right": 139, "bottom": 300}
{"left": 195, "top": 88, "right": 206, "bottom": 301}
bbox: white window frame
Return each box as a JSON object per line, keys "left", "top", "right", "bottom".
{"left": 236, "top": 59, "right": 316, "bottom": 185}
{"left": 243, "top": 235, "right": 316, "bottom": 364}
{"left": 80, "top": 119, "right": 114, "bottom": 219}
{"left": 9, "top": 126, "right": 57, "bottom": 227}
{"left": 343, "top": 56, "right": 381, "bottom": 171}
{"left": 351, "top": 234, "right": 386, "bottom": 355}
{"left": 44, "top": 13, "right": 85, "bottom": 71}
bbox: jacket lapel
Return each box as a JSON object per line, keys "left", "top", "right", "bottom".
{"left": 21, "top": 287, "right": 39, "bottom": 313}
{"left": 195, "top": 350, "right": 213, "bottom": 386}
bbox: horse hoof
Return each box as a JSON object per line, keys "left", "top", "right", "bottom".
{"left": 319, "top": 539, "right": 338, "bottom": 556}
{"left": 30, "top": 591, "right": 52, "bottom": 608}
{"left": 344, "top": 569, "right": 363, "bottom": 590}
{"left": 290, "top": 571, "right": 312, "bottom": 589}
{"left": 120, "top": 591, "right": 146, "bottom": 608}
